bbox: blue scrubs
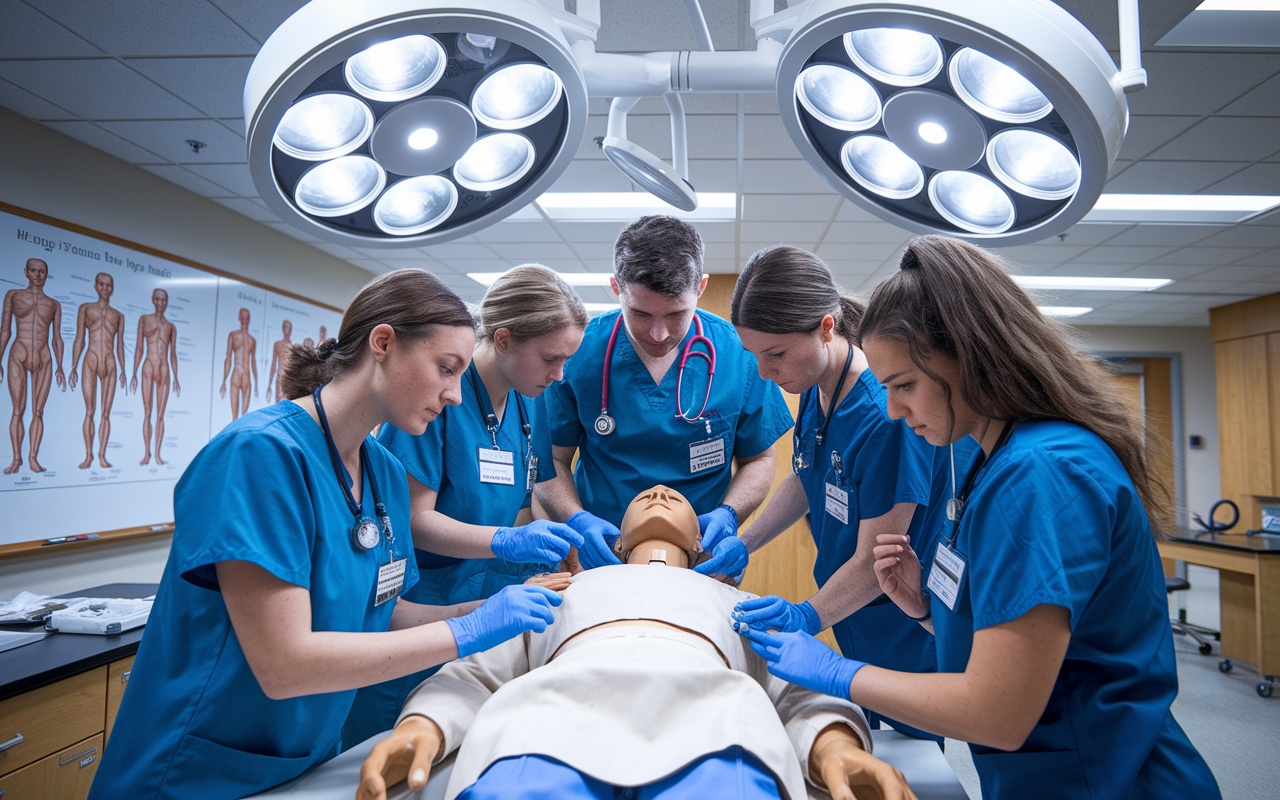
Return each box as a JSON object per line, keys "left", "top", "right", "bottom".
{"left": 543, "top": 309, "right": 793, "bottom": 526}
{"left": 927, "top": 421, "right": 1219, "bottom": 799}
{"left": 344, "top": 364, "right": 556, "bottom": 747}
{"left": 89, "top": 403, "right": 418, "bottom": 800}
{"left": 794, "top": 369, "right": 965, "bottom": 741}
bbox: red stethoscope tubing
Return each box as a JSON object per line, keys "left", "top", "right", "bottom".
{"left": 600, "top": 313, "right": 716, "bottom": 425}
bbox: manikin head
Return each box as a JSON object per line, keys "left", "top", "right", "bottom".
{"left": 152, "top": 288, "right": 168, "bottom": 313}
{"left": 239, "top": 307, "right": 251, "bottom": 326}
{"left": 95, "top": 272, "right": 114, "bottom": 301}
{"left": 24, "top": 258, "right": 48, "bottom": 288}
{"left": 282, "top": 319, "right": 292, "bottom": 337}
{"left": 614, "top": 485, "right": 704, "bottom": 568}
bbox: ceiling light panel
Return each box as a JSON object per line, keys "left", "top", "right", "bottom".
{"left": 244, "top": 0, "right": 587, "bottom": 247}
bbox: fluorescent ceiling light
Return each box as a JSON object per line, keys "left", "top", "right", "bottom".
{"left": 1039, "top": 306, "right": 1093, "bottom": 317}
{"left": 1013, "top": 276, "right": 1172, "bottom": 291}
{"left": 583, "top": 302, "right": 620, "bottom": 313}
{"left": 1082, "top": 194, "right": 1280, "bottom": 224}
{"left": 467, "top": 270, "right": 614, "bottom": 287}
{"left": 1195, "top": 1, "right": 1280, "bottom": 10}
{"left": 1158, "top": 3, "right": 1280, "bottom": 47}
{"left": 535, "top": 192, "right": 736, "bottom": 221}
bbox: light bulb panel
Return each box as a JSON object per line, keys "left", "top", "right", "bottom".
{"left": 245, "top": 0, "right": 587, "bottom": 247}
{"left": 777, "top": 0, "right": 1126, "bottom": 246}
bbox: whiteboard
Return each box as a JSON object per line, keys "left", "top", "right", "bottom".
{"left": 0, "top": 206, "right": 342, "bottom": 545}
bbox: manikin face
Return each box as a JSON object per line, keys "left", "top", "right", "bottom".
{"left": 612, "top": 277, "right": 707, "bottom": 359}
{"left": 498, "top": 326, "right": 585, "bottom": 398}
{"left": 24, "top": 259, "right": 48, "bottom": 288}
{"left": 615, "top": 485, "right": 701, "bottom": 564}
{"left": 239, "top": 307, "right": 251, "bottom": 326}
{"left": 736, "top": 317, "right": 835, "bottom": 395}
{"left": 152, "top": 289, "right": 168, "bottom": 313}
{"left": 864, "top": 336, "right": 977, "bottom": 447}
{"left": 382, "top": 324, "right": 475, "bottom": 435}
{"left": 282, "top": 320, "right": 293, "bottom": 337}
{"left": 95, "top": 273, "right": 114, "bottom": 301}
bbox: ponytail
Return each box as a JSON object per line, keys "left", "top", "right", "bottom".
{"left": 732, "top": 245, "right": 863, "bottom": 340}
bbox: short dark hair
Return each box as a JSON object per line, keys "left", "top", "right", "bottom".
{"left": 613, "top": 215, "right": 704, "bottom": 296}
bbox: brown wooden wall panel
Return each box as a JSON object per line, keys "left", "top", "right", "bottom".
{"left": 1210, "top": 293, "right": 1280, "bottom": 343}
{"left": 1216, "top": 337, "right": 1273, "bottom": 520}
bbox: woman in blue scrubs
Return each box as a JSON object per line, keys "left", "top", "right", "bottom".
{"left": 90, "top": 270, "right": 564, "bottom": 800}
{"left": 740, "top": 236, "right": 1220, "bottom": 799}
{"left": 728, "top": 245, "right": 969, "bottom": 743}
{"left": 344, "top": 264, "right": 587, "bottom": 745}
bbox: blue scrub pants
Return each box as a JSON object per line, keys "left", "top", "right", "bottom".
{"left": 457, "top": 747, "right": 781, "bottom": 800}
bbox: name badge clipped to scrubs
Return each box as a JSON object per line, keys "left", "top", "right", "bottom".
{"left": 825, "top": 481, "right": 849, "bottom": 524}
{"left": 689, "top": 437, "right": 726, "bottom": 474}
{"left": 927, "top": 542, "right": 967, "bottom": 611}
{"left": 375, "top": 556, "right": 407, "bottom": 606}
{"left": 478, "top": 447, "right": 516, "bottom": 485}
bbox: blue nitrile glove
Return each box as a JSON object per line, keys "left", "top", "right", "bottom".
{"left": 566, "top": 510, "right": 623, "bottom": 569}
{"left": 446, "top": 584, "right": 561, "bottom": 658}
{"left": 694, "top": 535, "right": 748, "bottom": 580}
{"left": 737, "top": 625, "right": 865, "bottom": 700}
{"left": 732, "top": 596, "right": 822, "bottom": 635}
{"left": 697, "top": 504, "right": 739, "bottom": 552}
{"left": 491, "top": 520, "right": 584, "bottom": 565}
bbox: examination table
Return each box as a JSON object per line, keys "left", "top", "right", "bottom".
{"left": 246, "top": 729, "right": 969, "bottom": 800}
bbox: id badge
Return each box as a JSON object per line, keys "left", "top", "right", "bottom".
{"left": 477, "top": 447, "right": 516, "bottom": 485}
{"left": 927, "top": 542, "right": 967, "bottom": 611}
{"left": 375, "top": 557, "right": 407, "bottom": 606}
{"left": 689, "top": 437, "right": 725, "bottom": 474}
{"left": 824, "top": 481, "right": 849, "bottom": 524}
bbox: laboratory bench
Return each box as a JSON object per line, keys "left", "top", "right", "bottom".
{"left": 0, "top": 582, "right": 154, "bottom": 799}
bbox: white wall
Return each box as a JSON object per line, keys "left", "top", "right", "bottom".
{"left": 1072, "top": 325, "right": 1220, "bottom": 526}
{"left": 0, "top": 108, "right": 375, "bottom": 601}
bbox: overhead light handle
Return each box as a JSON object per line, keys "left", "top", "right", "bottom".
{"left": 1115, "top": 0, "right": 1147, "bottom": 93}
{"left": 683, "top": 0, "right": 715, "bottom": 51}
{"left": 607, "top": 96, "right": 640, "bottom": 141}
{"left": 664, "top": 92, "right": 690, "bottom": 180}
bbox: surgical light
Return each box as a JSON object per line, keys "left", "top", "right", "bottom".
{"left": 841, "top": 135, "right": 924, "bottom": 200}
{"left": 844, "top": 28, "right": 944, "bottom": 86}
{"left": 796, "top": 65, "right": 882, "bottom": 131}
{"left": 454, "top": 133, "right": 536, "bottom": 192}
{"left": 344, "top": 35, "right": 447, "bottom": 103}
{"left": 294, "top": 156, "right": 386, "bottom": 218}
{"left": 373, "top": 176, "right": 458, "bottom": 235}
{"left": 949, "top": 48, "right": 1052, "bottom": 124}
{"left": 918, "top": 123, "right": 946, "bottom": 144}
{"left": 408, "top": 128, "right": 438, "bottom": 150}
{"left": 471, "top": 63, "right": 563, "bottom": 130}
{"left": 273, "top": 93, "right": 374, "bottom": 161}
{"left": 987, "top": 129, "right": 1080, "bottom": 201}
{"left": 928, "top": 171, "right": 1016, "bottom": 235}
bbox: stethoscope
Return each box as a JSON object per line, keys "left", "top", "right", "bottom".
{"left": 469, "top": 364, "right": 534, "bottom": 471}
{"left": 944, "top": 420, "right": 1015, "bottom": 537}
{"left": 313, "top": 384, "right": 394, "bottom": 552}
{"left": 594, "top": 311, "right": 716, "bottom": 436}
{"left": 792, "top": 343, "right": 854, "bottom": 476}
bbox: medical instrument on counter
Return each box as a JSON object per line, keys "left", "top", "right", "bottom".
{"left": 47, "top": 597, "right": 153, "bottom": 635}
{"left": 471, "top": 365, "right": 537, "bottom": 488}
{"left": 314, "top": 384, "right": 395, "bottom": 552}
{"left": 793, "top": 343, "right": 854, "bottom": 474}
{"left": 1192, "top": 499, "right": 1238, "bottom": 532}
{"left": 596, "top": 311, "right": 716, "bottom": 436}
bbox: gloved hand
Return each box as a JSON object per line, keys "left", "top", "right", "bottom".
{"left": 566, "top": 511, "right": 623, "bottom": 569}
{"left": 446, "top": 584, "right": 561, "bottom": 658}
{"left": 693, "top": 535, "right": 748, "bottom": 581}
{"left": 697, "top": 504, "right": 739, "bottom": 552}
{"left": 491, "top": 520, "right": 584, "bottom": 565}
{"left": 732, "top": 596, "right": 822, "bottom": 635}
{"left": 737, "top": 626, "right": 865, "bottom": 700}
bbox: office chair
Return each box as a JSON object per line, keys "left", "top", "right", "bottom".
{"left": 1165, "top": 576, "right": 1218, "bottom": 655}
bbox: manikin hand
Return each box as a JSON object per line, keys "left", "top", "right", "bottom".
{"left": 55, "top": 366, "right": 65, "bottom": 390}
{"left": 219, "top": 381, "right": 226, "bottom": 399}
{"left": 130, "top": 375, "right": 138, "bottom": 394}
{"left": 872, "top": 534, "right": 928, "bottom": 620}
{"left": 809, "top": 724, "right": 920, "bottom": 800}
{"left": 119, "top": 373, "right": 126, "bottom": 390}
{"left": 69, "top": 370, "right": 78, "bottom": 390}
{"left": 356, "top": 715, "right": 443, "bottom": 800}
{"left": 526, "top": 571, "right": 573, "bottom": 592}
{"left": 174, "top": 379, "right": 181, "bottom": 398}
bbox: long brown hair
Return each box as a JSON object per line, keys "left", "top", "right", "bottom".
{"left": 857, "top": 235, "right": 1171, "bottom": 535}
{"left": 731, "top": 245, "right": 864, "bottom": 340}
{"left": 279, "top": 268, "right": 472, "bottom": 400}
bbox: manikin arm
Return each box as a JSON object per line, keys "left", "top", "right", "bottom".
{"left": 130, "top": 321, "right": 144, "bottom": 392}
{"left": 808, "top": 723, "right": 918, "bottom": 800}
{"left": 534, "top": 443, "right": 585, "bottom": 521}
{"left": 739, "top": 473, "right": 809, "bottom": 553}
{"left": 69, "top": 304, "right": 87, "bottom": 388}
{"left": 51, "top": 301, "right": 65, "bottom": 387}
{"left": 167, "top": 323, "right": 180, "bottom": 395}
{"left": 220, "top": 331, "right": 233, "bottom": 392}
{"left": 249, "top": 336, "right": 258, "bottom": 395}
{"left": 115, "top": 312, "right": 126, "bottom": 388}
{"left": 0, "top": 291, "right": 12, "bottom": 380}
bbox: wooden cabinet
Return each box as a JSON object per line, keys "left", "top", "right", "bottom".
{"left": 0, "top": 658, "right": 132, "bottom": 800}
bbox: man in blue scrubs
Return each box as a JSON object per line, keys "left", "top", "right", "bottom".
{"left": 537, "top": 216, "right": 793, "bottom": 575}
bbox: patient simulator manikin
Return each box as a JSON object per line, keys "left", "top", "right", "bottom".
{"left": 357, "top": 486, "right": 918, "bottom": 800}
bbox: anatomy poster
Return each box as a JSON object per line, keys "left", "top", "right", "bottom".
{"left": 0, "top": 207, "right": 342, "bottom": 545}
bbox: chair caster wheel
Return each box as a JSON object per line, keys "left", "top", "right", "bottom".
{"left": 1219, "top": 659, "right": 1233, "bottom": 673}
{"left": 1199, "top": 642, "right": 1213, "bottom": 655}
{"left": 1257, "top": 682, "right": 1273, "bottom": 698}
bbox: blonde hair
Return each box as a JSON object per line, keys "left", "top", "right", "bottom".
{"left": 478, "top": 264, "right": 588, "bottom": 342}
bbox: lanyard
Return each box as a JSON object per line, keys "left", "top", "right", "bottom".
{"left": 944, "top": 421, "right": 1015, "bottom": 543}
{"left": 469, "top": 364, "right": 531, "bottom": 459}
{"left": 313, "top": 384, "right": 394, "bottom": 548}
{"left": 793, "top": 342, "right": 854, "bottom": 473}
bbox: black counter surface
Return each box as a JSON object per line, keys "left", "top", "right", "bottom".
{"left": 0, "top": 582, "right": 158, "bottom": 701}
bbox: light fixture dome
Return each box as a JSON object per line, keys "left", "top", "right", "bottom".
{"left": 776, "top": 0, "right": 1129, "bottom": 245}
{"left": 244, "top": 0, "right": 587, "bottom": 247}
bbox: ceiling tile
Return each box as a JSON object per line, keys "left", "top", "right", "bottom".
{"left": 834, "top": 201, "right": 882, "bottom": 223}
{"left": 124, "top": 56, "right": 254, "bottom": 118}
{"left": 595, "top": 0, "right": 740, "bottom": 53}
{"left": 261, "top": 220, "right": 324, "bottom": 243}
{"left": 1115, "top": 116, "right": 1199, "bottom": 161}
{"left": 549, "top": 160, "right": 635, "bottom": 192}
{"left": 568, "top": 240, "right": 615, "bottom": 264}
{"left": 694, "top": 222, "right": 737, "bottom": 243}
{"left": 620, "top": 95, "right": 740, "bottom": 116}
{"left": 1218, "top": 72, "right": 1280, "bottom": 116}
{"left": 206, "top": 0, "right": 302, "bottom": 44}
{"left": 309, "top": 242, "right": 364, "bottom": 260}
{"left": 488, "top": 242, "right": 579, "bottom": 260}
{"left": 686, "top": 159, "right": 737, "bottom": 192}
{"left": 623, "top": 114, "right": 737, "bottom": 161}
{"left": 1125, "top": 52, "right": 1280, "bottom": 115}
{"left": 743, "top": 113, "right": 803, "bottom": 159}
{"left": 739, "top": 220, "right": 826, "bottom": 243}
{"left": 742, "top": 194, "right": 838, "bottom": 222}
{"left": 551, "top": 222, "right": 629, "bottom": 243}
{"left": 1103, "top": 160, "right": 1249, "bottom": 193}
{"left": 140, "top": 163, "right": 235, "bottom": 196}
{"left": 1153, "top": 246, "right": 1266, "bottom": 265}
{"left": 1100, "top": 224, "right": 1228, "bottom": 247}
{"left": 473, "top": 221, "right": 563, "bottom": 243}
{"left": 1203, "top": 163, "right": 1280, "bottom": 196}
{"left": 211, "top": 196, "right": 277, "bottom": 222}
{"left": 1230, "top": 248, "right": 1280, "bottom": 267}
{"left": 703, "top": 241, "right": 737, "bottom": 260}
{"left": 574, "top": 116, "right": 607, "bottom": 161}
{"left": 1053, "top": 224, "right": 1126, "bottom": 246}
{"left": 1044, "top": 263, "right": 1143, "bottom": 278}
{"left": 1069, "top": 245, "right": 1179, "bottom": 264}
{"left": 345, "top": 259, "right": 394, "bottom": 275}
{"left": 703, "top": 259, "right": 739, "bottom": 274}
{"left": 419, "top": 242, "right": 498, "bottom": 261}
{"left": 44, "top": 120, "right": 167, "bottom": 164}
{"left": 183, "top": 163, "right": 256, "bottom": 195}
{"left": 744, "top": 93, "right": 777, "bottom": 114}
{"left": 821, "top": 221, "right": 912, "bottom": 244}
{"left": 1196, "top": 265, "right": 1280, "bottom": 283}
{"left": 1189, "top": 225, "right": 1280, "bottom": 249}
{"left": 0, "top": 0, "right": 104, "bottom": 57}
{"left": 817, "top": 240, "right": 906, "bottom": 262}
{"left": 32, "top": 0, "right": 260, "bottom": 56}
{"left": 1152, "top": 279, "right": 1246, "bottom": 294}
{"left": 0, "top": 59, "right": 203, "bottom": 119}
{"left": 742, "top": 160, "right": 837, "bottom": 194}
{"left": 1145, "top": 117, "right": 1280, "bottom": 162}
{"left": 991, "top": 244, "right": 1090, "bottom": 263}
{"left": 1118, "top": 263, "right": 1224, "bottom": 280}
{"left": 97, "top": 118, "right": 244, "bottom": 163}
{"left": 0, "top": 78, "right": 78, "bottom": 120}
